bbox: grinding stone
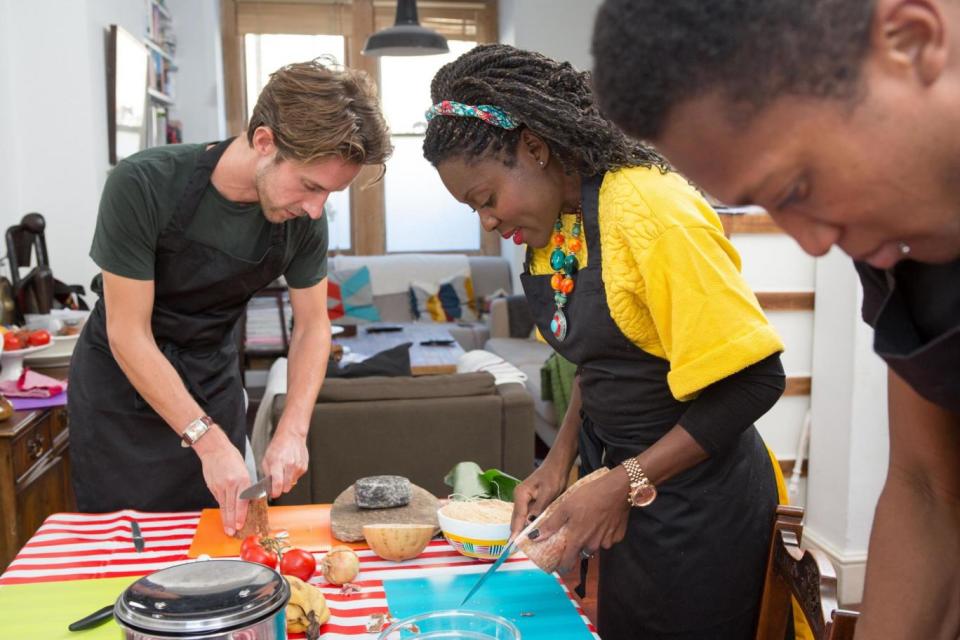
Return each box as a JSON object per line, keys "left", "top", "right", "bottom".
{"left": 331, "top": 483, "right": 439, "bottom": 542}
{"left": 355, "top": 475, "right": 411, "bottom": 509}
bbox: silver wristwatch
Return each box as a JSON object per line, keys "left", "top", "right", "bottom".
{"left": 180, "top": 415, "right": 213, "bottom": 448}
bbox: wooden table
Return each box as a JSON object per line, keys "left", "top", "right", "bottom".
{"left": 0, "top": 507, "right": 600, "bottom": 639}
{"left": 336, "top": 323, "right": 466, "bottom": 376}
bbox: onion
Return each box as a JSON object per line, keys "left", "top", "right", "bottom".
{"left": 321, "top": 545, "right": 360, "bottom": 585}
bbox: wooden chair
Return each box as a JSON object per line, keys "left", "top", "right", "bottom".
{"left": 755, "top": 505, "right": 859, "bottom": 640}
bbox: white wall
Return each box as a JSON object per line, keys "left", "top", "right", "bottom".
{"left": 497, "top": 0, "right": 605, "bottom": 292}
{"left": 167, "top": 0, "right": 226, "bottom": 143}
{"left": 0, "top": 0, "right": 223, "bottom": 300}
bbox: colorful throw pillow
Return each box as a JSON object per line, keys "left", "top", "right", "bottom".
{"left": 327, "top": 266, "right": 381, "bottom": 324}
{"left": 409, "top": 276, "right": 478, "bottom": 323}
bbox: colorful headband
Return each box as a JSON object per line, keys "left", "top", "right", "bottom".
{"left": 425, "top": 100, "right": 520, "bottom": 130}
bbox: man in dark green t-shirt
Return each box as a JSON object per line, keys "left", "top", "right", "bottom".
{"left": 68, "top": 60, "right": 392, "bottom": 536}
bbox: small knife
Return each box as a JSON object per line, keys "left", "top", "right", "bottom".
{"left": 239, "top": 474, "right": 272, "bottom": 500}
{"left": 130, "top": 520, "right": 145, "bottom": 553}
{"left": 460, "top": 512, "right": 546, "bottom": 606}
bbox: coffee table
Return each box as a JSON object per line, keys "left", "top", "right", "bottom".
{"left": 335, "top": 323, "right": 465, "bottom": 375}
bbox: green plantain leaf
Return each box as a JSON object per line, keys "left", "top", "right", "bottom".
{"left": 480, "top": 468, "right": 520, "bottom": 502}
{"left": 444, "top": 461, "right": 519, "bottom": 501}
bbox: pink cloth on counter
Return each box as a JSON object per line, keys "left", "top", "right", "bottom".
{"left": 0, "top": 368, "right": 67, "bottom": 398}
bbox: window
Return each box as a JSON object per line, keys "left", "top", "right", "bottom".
{"left": 222, "top": 0, "right": 499, "bottom": 255}
{"left": 380, "top": 40, "right": 478, "bottom": 252}
{"left": 243, "top": 34, "right": 352, "bottom": 251}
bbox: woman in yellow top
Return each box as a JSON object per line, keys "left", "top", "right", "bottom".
{"left": 424, "top": 45, "right": 788, "bottom": 639}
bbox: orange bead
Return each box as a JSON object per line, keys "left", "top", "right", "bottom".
{"left": 552, "top": 233, "right": 565, "bottom": 247}
{"left": 568, "top": 238, "right": 582, "bottom": 252}
{"left": 561, "top": 277, "right": 575, "bottom": 294}
{"left": 550, "top": 273, "right": 564, "bottom": 291}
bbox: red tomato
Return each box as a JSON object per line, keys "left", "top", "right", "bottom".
{"left": 240, "top": 534, "right": 262, "bottom": 557}
{"left": 3, "top": 332, "right": 24, "bottom": 351}
{"left": 240, "top": 539, "right": 277, "bottom": 569}
{"left": 280, "top": 548, "right": 316, "bottom": 582}
{"left": 27, "top": 330, "right": 51, "bottom": 347}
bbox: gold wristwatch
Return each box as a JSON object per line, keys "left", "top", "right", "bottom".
{"left": 180, "top": 415, "right": 213, "bottom": 448}
{"left": 621, "top": 457, "right": 657, "bottom": 507}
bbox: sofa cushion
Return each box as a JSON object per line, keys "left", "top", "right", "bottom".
{"left": 375, "top": 291, "right": 416, "bottom": 322}
{"left": 484, "top": 337, "right": 553, "bottom": 368}
{"left": 485, "top": 337, "right": 558, "bottom": 445}
{"left": 315, "top": 371, "right": 496, "bottom": 403}
{"left": 410, "top": 276, "right": 478, "bottom": 322}
{"left": 328, "top": 266, "right": 380, "bottom": 324}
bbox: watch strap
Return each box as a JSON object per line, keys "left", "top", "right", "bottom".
{"left": 621, "top": 457, "right": 654, "bottom": 505}
{"left": 180, "top": 415, "right": 214, "bottom": 448}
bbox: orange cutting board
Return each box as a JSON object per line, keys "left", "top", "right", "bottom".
{"left": 187, "top": 504, "right": 365, "bottom": 557}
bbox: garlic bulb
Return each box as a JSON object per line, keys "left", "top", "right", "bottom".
{"left": 321, "top": 545, "right": 360, "bottom": 585}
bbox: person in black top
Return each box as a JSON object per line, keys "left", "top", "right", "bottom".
{"left": 69, "top": 60, "right": 392, "bottom": 535}
{"left": 590, "top": 1, "right": 960, "bottom": 638}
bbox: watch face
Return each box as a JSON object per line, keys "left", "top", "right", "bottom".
{"left": 631, "top": 483, "right": 657, "bottom": 507}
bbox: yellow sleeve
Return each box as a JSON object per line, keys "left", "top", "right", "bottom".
{"left": 640, "top": 225, "right": 784, "bottom": 401}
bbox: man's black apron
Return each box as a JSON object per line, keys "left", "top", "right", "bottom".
{"left": 521, "top": 176, "right": 778, "bottom": 640}
{"left": 69, "top": 139, "right": 289, "bottom": 512}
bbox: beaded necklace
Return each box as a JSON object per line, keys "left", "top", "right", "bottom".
{"left": 548, "top": 207, "right": 582, "bottom": 342}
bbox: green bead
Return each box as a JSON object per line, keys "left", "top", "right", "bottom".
{"left": 555, "top": 293, "right": 567, "bottom": 304}
{"left": 550, "top": 248, "right": 566, "bottom": 271}
{"left": 572, "top": 223, "right": 582, "bottom": 236}
{"left": 554, "top": 220, "right": 563, "bottom": 231}
{"left": 563, "top": 254, "right": 579, "bottom": 275}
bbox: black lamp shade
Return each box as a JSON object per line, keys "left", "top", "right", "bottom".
{"left": 362, "top": 0, "right": 449, "bottom": 57}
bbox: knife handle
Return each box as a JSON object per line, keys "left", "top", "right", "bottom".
{"left": 68, "top": 604, "right": 114, "bottom": 631}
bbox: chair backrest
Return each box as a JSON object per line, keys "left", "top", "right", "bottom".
{"left": 755, "top": 505, "right": 859, "bottom": 640}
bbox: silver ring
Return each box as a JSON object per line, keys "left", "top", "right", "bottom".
{"left": 580, "top": 550, "right": 592, "bottom": 560}
{"left": 898, "top": 242, "right": 911, "bottom": 255}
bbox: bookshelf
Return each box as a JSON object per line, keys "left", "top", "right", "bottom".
{"left": 144, "top": 0, "right": 180, "bottom": 147}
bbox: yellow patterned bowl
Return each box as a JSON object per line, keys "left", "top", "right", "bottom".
{"left": 436, "top": 506, "right": 511, "bottom": 561}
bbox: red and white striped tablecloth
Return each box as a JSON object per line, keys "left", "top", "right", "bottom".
{"left": 0, "top": 510, "right": 599, "bottom": 639}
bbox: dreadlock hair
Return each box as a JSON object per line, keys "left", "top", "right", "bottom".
{"left": 591, "top": 0, "right": 876, "bottom": 140}
{"left": 422, "top": 44, "right": 668, "bottom": 176}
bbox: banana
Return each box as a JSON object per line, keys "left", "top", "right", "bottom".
{"left": 284, "top": 575, "right": 330, "bottom": 639}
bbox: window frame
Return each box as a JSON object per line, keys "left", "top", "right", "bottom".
{"left": 220, "top": 0, "right": 500, "bottom": 256}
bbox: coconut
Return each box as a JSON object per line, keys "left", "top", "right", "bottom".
{"left": 362, "top": 523, "right": 435, "bottom": 561}
{"left": 516, "top": 467, "right": 609, "bottom": 572}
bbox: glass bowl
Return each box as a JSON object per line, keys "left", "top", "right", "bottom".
{"left": 377, "top": 610, "right": 520, "bottom": 640}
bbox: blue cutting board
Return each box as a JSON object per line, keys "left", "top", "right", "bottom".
{"left": 383, "top": 569, "right": 594, "bottom": 639}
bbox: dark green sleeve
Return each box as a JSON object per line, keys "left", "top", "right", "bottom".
{"left": 89, "top": 161, "right": 162, "bottom": 280}
{"left": 283, "top": 211, "right": 329, "bottom": 288}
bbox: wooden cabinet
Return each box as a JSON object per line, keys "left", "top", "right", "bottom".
{"left": 0, "top": 406, "right": 74, "bottom": 572}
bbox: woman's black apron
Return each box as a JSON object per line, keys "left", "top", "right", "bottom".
{"left": 520, "top": 176, "right": 778, "bottom": 639}
{"left": 69, "top": 139, "right": 289, "bottom": 512}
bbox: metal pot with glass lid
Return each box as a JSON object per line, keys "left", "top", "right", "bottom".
{"left": 114, "top": 559, "right": 289, "bottom": 640}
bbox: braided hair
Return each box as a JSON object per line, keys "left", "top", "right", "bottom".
{"left": 422, "top": 44, "right": 668, "bottom": 176}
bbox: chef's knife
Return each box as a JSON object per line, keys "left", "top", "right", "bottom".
{"left": 459, "top": 512, "right": 545, "bottom": 606}
{"left": 130, "top": 520, "right": 145, "bottom": 553}
{"left": 239, "top": 474, "right": 272, "bottom": 500}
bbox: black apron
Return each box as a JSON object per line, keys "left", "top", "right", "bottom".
{"left": 69, "top": 139, "right": 290, "bottom": 512}
{"left": 858, "top": 261, "right": 960, "bottom": 414}
{"left": 520, "top": 176, "right": 777, "bottom": 640}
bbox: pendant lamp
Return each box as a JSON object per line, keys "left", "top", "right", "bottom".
{"left": 362, "top": 0, "right": 449, "bottom": 57}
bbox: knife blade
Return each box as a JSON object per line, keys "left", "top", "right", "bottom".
{"left": 239, "top": 474, "right": 272, "bottom": 500}
{"left": 459, "top": 512, "right": 545, "bottom": 606}
{"left": 130, "top": 520, "right": 145, "bottom": 553}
